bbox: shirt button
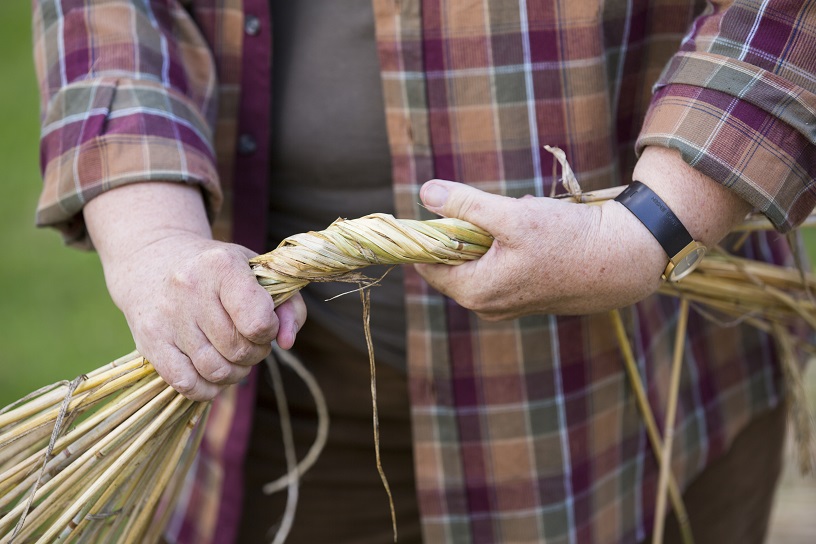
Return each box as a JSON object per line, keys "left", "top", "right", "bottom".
{"left": 238, "top": 134, "right": 257, "bottom": 155}
{"left": 244, "top": 15, "right": 261, "bottom": 36}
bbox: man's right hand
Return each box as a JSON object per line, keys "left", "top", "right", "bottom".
{"left": 84, "top": 182, "right": 306, "bottom": 401}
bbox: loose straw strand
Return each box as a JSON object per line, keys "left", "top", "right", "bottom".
{"left": 652, "top": 299, "right": 690, "bottom": 544}
{"left": 608, "top": 309, "right": 694, "bottom": 544}
{"left": 266, "top": 354, "right": 300, "bottom": 544}
{"left": 262, "top": 345, "right": 330, "bottom": 494}
{"left": 9, "top": 375, "right": 85, "bottom": 540}
{"left": 772, "top": 324, "right": 816, "bottom": 475}
{"left": 361, "top": 287, "right": 398, "bottom": 543}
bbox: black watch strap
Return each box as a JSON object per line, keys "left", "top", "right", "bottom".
{"left": 614, "top": 181, "right": 693, "bottom": 257}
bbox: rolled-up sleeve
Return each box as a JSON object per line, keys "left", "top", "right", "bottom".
{"left": 637, "top": 0, "right": 816, "bottom": 232}
{"left": 33, "top": 1, "right": 222, "bottom": 247}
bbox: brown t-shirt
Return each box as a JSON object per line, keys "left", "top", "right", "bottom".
{"left": 267, "top": 0, "right": 406, "bottom": 368}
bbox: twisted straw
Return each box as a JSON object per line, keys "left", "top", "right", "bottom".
{"left": 0, "top": 215, "right": 490, "bottom": 544}
{"left": 250, "top": 214, "right": 492, "bottom": 305}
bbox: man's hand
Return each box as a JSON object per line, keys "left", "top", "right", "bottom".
{"left": 85, "top": 182, "right": 306, "bottom": 401}
{"left": 415, "top": 146, "right": 751, "bottom": 320}
{"left": 415, "top": 180, "right": 667, "bottom": 319}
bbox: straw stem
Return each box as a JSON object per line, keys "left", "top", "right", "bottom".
{"left": 608, "top": 309, "right": 694, "bottom": 544}
{"left": 652, "top": 300, "right": 689, "bottom": 544}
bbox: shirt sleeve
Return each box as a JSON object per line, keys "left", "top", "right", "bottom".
{"left": 33, "top": 1, "right": 222, "bottom": 247}
{"left": 637, "top": 0, "right": 816, "bottom": 232}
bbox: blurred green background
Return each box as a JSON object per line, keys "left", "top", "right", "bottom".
{"left": 0, "top": 2, "right": 132, "bottom": 407}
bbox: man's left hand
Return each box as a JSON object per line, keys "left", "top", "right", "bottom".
{"left": 414, "top": 147, "right": 752, "bottom": 320}
{"left": 414, "top": 179, "right": 666, "bottom": 320}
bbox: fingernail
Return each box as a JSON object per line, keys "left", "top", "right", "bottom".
{"left": 423, "top": 183, "right": 449, "bottom": 208}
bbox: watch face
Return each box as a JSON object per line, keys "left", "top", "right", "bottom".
{"left": 668, "top": 245, "right": 706, "bottom": 281}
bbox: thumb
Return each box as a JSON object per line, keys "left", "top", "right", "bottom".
{"left": 420, "top": 179, "right": 511, "bottom": 228}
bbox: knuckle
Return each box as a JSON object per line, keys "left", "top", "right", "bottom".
{"left": 189, "top": 346, "right": 226, "bottom": 383}
{"left": 185, "top": 386, "right": 216, "bottom": 402}
{"left": 229, "top": 342, "right": 254, "bottom": 364}
{"left": 170, "top": 265, "right": 198, "bottom": 291}
{"left": 158, "top": 359, "right": 194, "bottom": 394}
{"left": 241, "top": 317, "right": 277, "bottom": 344}
{"left": 198, "top": 364, "right": 228, "bottom": 385}
{"left": 170, "top": 375, "right": 196, "bottom": 395}
{"left": 152, "top": 349, "right": 218, "bottom": 399}
{"left": 207, "top": 364, "right": 233, "bottom": 384}
{"left": 202, "top": 245, "right": 231, "bottom": 262}
{"left": 202, "top": 246, "right": 238, "bottom": 273}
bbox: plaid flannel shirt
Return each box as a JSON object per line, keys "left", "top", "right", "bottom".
{"left": 33, "top": 1, "right": 816, "bottom": 542}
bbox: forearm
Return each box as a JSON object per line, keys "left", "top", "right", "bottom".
{"left": 597, "top": 145, "right": 754, "bottom": 291}
{"left": 33, "top": 0, "right": 221, "bottom": 247}
{"left": 627, "top": 146, "right": 752, "bottom": 251}
{"left": 84, "top": 182, "right": 215, "bottom": 314}
{"left": 415, "top": 146, "right": 755, "bottom": 319}
{"left": 636, "top": 2, "right": 816, "bottom": 232}
{"left": 85, "top": 182, "right": 212, "bottom": 262}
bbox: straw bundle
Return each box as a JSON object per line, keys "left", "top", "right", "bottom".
{"left": 0, "top": 215, "right": 489, "bottom": 544}
{"left": 0, "top": 355, "right": 206, "bottom": 543}
{"left": 1, "top": 206, "right": 813, "bottom": 543}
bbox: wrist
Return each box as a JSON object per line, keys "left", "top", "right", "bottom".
{"left": 542, "top": 199, "right": 665, "bottom": 313}
{"left": 614, "top": 180, "right": 708, "bottom": 281}
{"left": 632, "top": 147, "right": 751, "bottom": 248}
{"left": 600, "top": 199, "right": 667, "bottom": 289}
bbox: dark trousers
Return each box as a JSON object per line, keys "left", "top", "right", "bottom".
{"left": 660, "top": 402, "right": 786, "bottom": 544}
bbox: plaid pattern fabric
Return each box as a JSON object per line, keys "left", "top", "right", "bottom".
{"left": 638, "top": 1, "right": 816, "bottom": 232}
{"left": 375, "top": 1, "right": 801, "bottom": 542}
{"left": 33, "top": 1, "right": 814, "bottom": 543}
{"left": 33, "top": 1, "right": 219, "bottom": 247}
{"left": 33, "top": 2, "right": 256, "bottom": 543}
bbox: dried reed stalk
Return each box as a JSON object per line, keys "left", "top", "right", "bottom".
{"left": 652, "top": 299, "right": 690, "bottom": 544}
{"left": 2, "top": 208, "right": 814, "bottom": 543}
{"left": 609, "top": 309, "right": 694, "bottom": 544}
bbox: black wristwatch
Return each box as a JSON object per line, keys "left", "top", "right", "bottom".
{"left": 615, "top": 181, "right": 706, "bottom": 282}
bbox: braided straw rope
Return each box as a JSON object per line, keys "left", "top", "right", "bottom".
{"left": 250, "top": 214, "right": 492, "bottom": 305}
{"left": 0, "top": 215, "right": 490, "bottom": 544}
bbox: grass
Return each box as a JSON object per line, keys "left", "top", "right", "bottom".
{"left": 0, "top": 4, "right": 132, "bottom": 407}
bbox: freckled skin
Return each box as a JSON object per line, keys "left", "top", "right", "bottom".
{"left": 415, "top": 147, "right": 751, "bottom": 321}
